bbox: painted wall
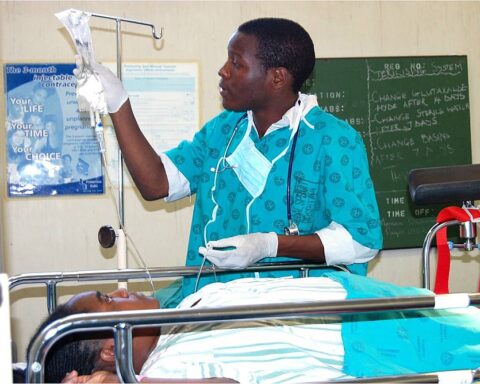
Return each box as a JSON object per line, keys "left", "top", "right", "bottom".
{"left": 2, "top": 0, "right": 480, "bottom": 359}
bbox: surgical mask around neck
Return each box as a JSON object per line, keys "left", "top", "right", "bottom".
{"left": 227, "top": 97, "right": 308, "bottom": 198}
{"left": 226, "top": 123, "right": 272, "bottom": 198}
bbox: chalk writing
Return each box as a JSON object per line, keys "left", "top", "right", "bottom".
{"left": 305, "top": 56, "right": 471, "bottom": 248}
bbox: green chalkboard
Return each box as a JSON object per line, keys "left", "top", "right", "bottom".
{"left": 303, "top": 56, "right": 471, "bottom": 249}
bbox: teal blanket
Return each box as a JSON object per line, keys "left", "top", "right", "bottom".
{"left": 156, "top": 272, "right": 480, "bottom": 377}
{"left": 325, "top": 271, "right": 480, "bottom": 377}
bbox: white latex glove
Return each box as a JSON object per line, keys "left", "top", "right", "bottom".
{"left": 199, "top": 232, "right": 278, "bottom": 269}
{"left": 73, "top": 55, "right": 128, "bottom": 113}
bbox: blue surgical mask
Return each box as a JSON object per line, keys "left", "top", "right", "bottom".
{"left": 226, "top": 123, "right": 272, "bottom": 198}
{"left": 226, "top": 97, "right": 309, "bottom": 198}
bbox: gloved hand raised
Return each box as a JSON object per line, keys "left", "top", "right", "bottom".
{"left": 199, "top": 232, "right": 278, "bottom": 269}
{"left": 73, "top": 55, "right": 128, "bottom": 114}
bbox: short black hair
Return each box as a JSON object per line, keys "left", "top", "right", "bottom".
{"left": 238, "top": 18, "right": 315, "bottom": 93}
{"left": 26, "top": 304, "right": 108, "bottom": 383}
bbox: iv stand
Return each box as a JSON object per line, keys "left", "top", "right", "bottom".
{"left": 90, "top": 12, "right": 163, "bottom": 286}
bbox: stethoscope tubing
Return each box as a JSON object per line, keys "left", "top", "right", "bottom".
{"left": 286, "top": 128, "right": 300, "bottom": 223}
{"left": 220, "top": 112, "right": 300, "bottom": 233}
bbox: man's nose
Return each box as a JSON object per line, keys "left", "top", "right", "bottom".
{"left": 218, "top": 62, "right": 229, "bottom": 78}
{"left": 110, "top": 288, "right": 129, "bottom": 298}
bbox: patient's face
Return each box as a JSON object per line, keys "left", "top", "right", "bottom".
{"left": 67, "top": 288, "right": 160, "bottom": 313}
{"left": 66, "top": 288, "right": 160, "bottom": 373}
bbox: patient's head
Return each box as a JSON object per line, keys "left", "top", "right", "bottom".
{"left": 27, "top": 288, "right": 160, "bottom": 383}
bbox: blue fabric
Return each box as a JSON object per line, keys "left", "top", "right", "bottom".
{"left": 325, "top": 271, "right": 480, "bottom": 377}
{"left": 153, "top": 279, "right": 184, "bottom": 309}
{"left": 165, "top": 104, "right": 383, "bottom": 298}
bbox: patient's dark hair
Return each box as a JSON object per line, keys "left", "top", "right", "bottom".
{"left": 26, "top": 303, "right": 108, "bottom": 383}
{"left": 238, "top": 18, "right": 315, "bottom": 93}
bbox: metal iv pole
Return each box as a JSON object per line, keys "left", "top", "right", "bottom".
{"left": 90, "top": 12, "right": 163, "bottom": 284}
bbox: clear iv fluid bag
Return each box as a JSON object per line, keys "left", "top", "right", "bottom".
{"left": 55, "top": 8, "right": 96, "bottom": 66}
{"left": 55, "top": 9, "right": 108, "bottom": 115}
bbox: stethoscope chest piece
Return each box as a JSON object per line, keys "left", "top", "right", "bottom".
{"left": 284, "top": 220, "right": 299, "bottom": 236}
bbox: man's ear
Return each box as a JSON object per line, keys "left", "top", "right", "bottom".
{"left": 92, "top": 339, "right": 117, "bottom": 373}
{"left": 271, "top": 67, "right": 292, "bottom": 90}
{"left": 99, "top": 339, "right": 116, "bottom": 364}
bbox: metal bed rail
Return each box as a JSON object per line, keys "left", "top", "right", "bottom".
{"left": 8, "top": 262, "right": 349, "bottom": 314}
{"left": 318, "top": 370, "right": 480, "bottom": 383}
{"left": 27, "top": 291, "right": 480, "bottom": 383}
{"left": 421, "top": 219, "right": 461, "bottom": 289}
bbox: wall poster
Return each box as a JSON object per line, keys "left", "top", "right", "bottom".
{"left": 102, "top": 62, "right": 199, "bottom": 187}
{"left": 4, "top": 63, "right": 104, "bottom": 197}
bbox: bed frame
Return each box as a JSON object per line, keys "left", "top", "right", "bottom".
{"left": 9, "top": 263, "right": 480, "bottom": 384}
{"left": 8, "top": 262, "right": 350, "bottom": 314}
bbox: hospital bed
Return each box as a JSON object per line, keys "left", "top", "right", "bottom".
{"left": 10, "top": 163, "right": 480, "bottom": 383}
{"left": 8, "top": 263, "right": 480, "bottom": 384}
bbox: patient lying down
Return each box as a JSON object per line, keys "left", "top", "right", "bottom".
{"left": 29, "top": 277, "right": 349, "bottom": 383}
{"left": 27, "top": 274, "right": 480, "bottom": 383}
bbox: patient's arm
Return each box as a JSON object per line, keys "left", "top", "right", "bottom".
{"left": 61, "top": 370, "right": 238, "bottom": 383}
{"left": 61, "top": 371, "right": 115, "bottom": 383}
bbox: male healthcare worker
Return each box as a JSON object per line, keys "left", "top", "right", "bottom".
{"left": 74, "top": 18, "right": 383, "bottom": 301}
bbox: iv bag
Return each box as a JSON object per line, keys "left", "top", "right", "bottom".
{"left": 55, "top": 9, "right": 108, "bottom": 115}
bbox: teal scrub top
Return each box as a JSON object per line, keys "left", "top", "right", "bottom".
{"left": 165, "top": 105, "right": 383, "bottom": 298}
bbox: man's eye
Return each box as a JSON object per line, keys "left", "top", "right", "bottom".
{"left": 103, "top": 294, "right": 113, "bottom": 303}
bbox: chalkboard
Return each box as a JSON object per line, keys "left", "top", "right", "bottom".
{"left": 303, "top": 56, "right": 471, "bottom": 249}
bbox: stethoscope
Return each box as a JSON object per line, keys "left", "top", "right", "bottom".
{"left": 195, "top": 110, "right": 301, "bottom": 292}
{"left": 216, "top": 111, "right": 301, "bottom": 236}
{"left": 285, "top": 127, "right": 300, "bottom": 236}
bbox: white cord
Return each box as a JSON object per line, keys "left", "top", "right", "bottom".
{"left": 94, "top": 111, "right": 105, "bottom": 153}
{"left": 194, "top": 256, "right": 207, "bottom": 293}
{"left": 96, "top": 116, "right": 156, "bottom": 295}
{"left": 124, "top": 229, "right": 156, "bottom": 293}
{"left": 194, "top": 256, "right": 217, "bottom": 293}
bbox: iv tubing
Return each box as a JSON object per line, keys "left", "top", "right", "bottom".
{"left": 87, "top": 12, "right": 162, "bottom": 281}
